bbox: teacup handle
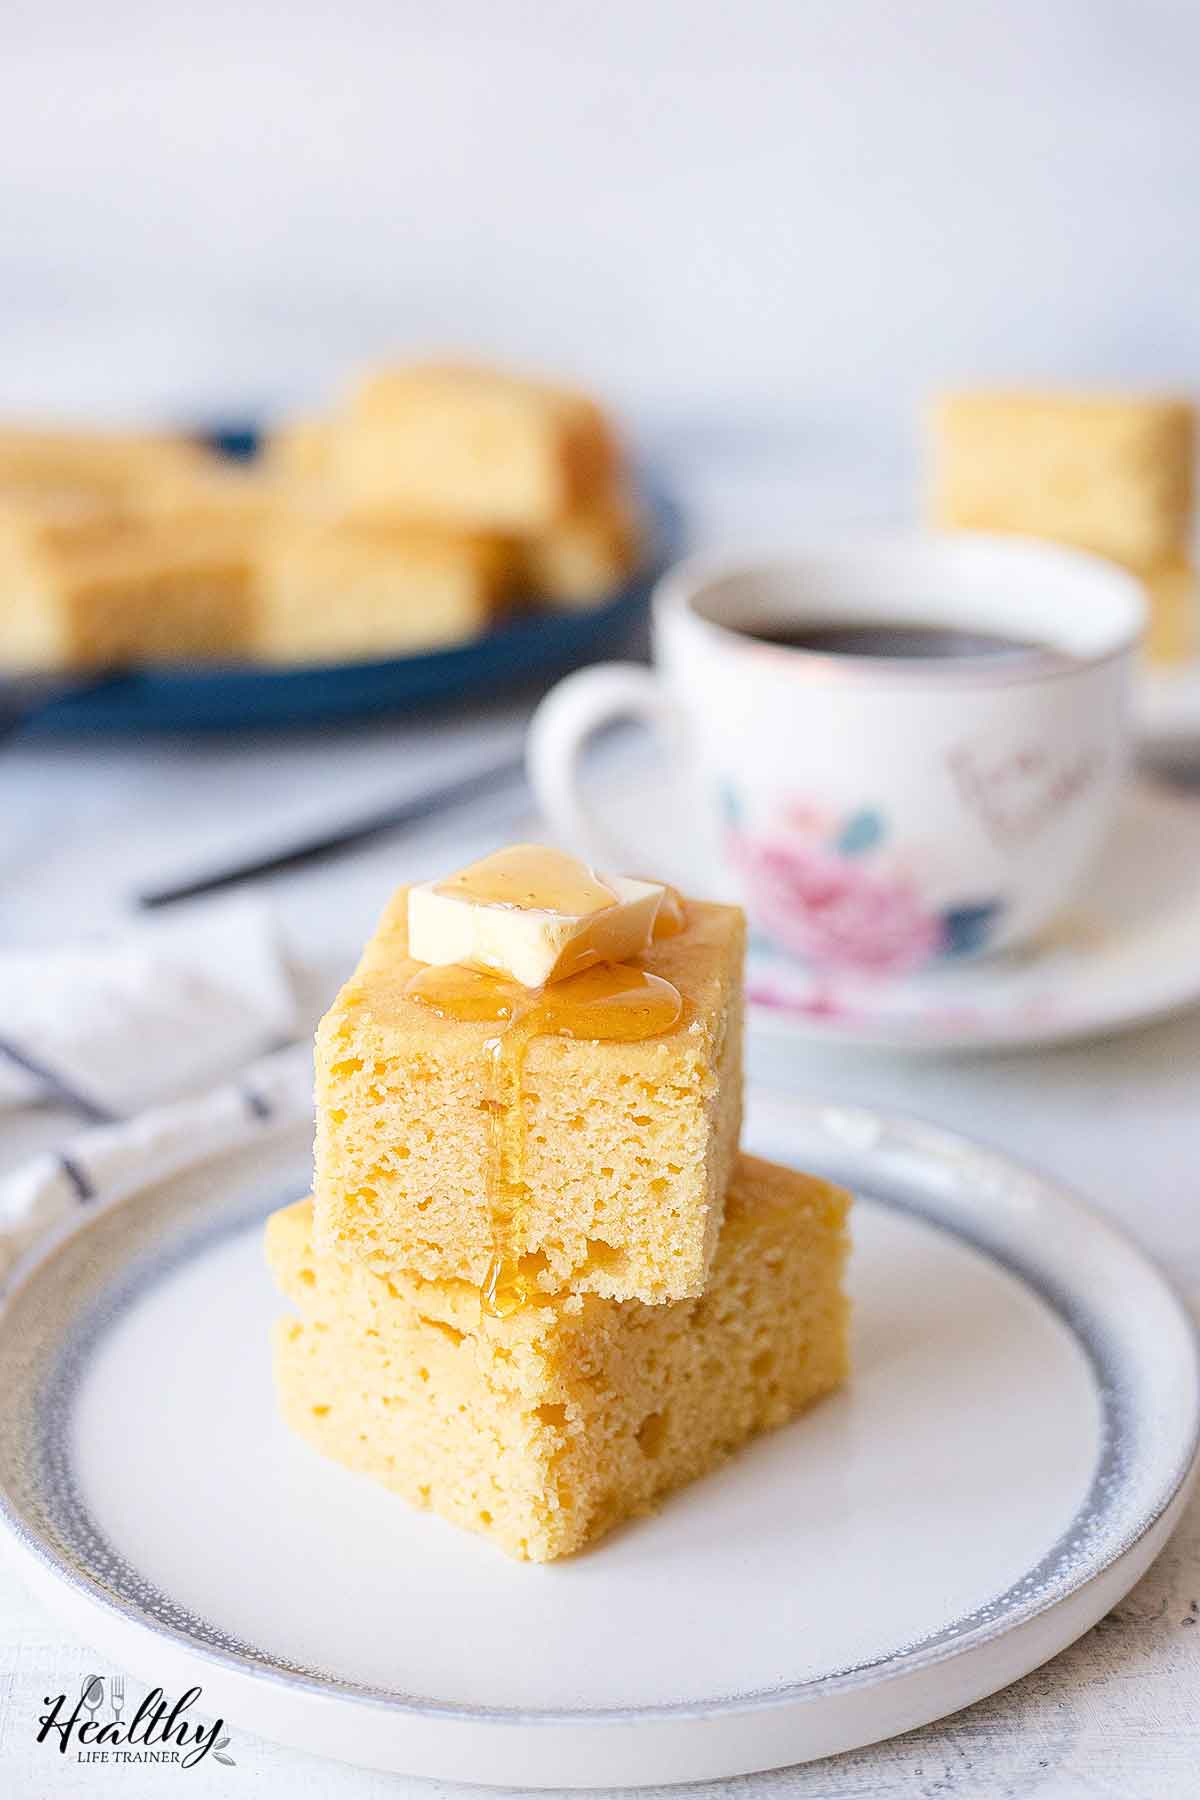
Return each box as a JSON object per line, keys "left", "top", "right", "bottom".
{"left": 527, "top": 663, "right": 689, "bottom": 873}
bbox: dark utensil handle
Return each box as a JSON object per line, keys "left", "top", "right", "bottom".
{"left": 136, "top": 754, "right": 529, "bottom": 908}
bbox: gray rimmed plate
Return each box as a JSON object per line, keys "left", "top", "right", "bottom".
{"left": 0, "top": 1089, "right": 1196, "bottom": 1788}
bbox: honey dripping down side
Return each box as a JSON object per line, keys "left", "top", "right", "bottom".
{"left": 405, "top": 948, "right": 686, "bottom": 1317}
{"left": 651, "top": 884, "right": 686, "bottom": 939}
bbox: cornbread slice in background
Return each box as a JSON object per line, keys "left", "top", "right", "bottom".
{"left": 137, "top": 463, "right": 286, "bottom": 535}
{"left": 928, "top": 391, "right": 1194, "bottom": 572}
{"left": 268, "top": 1154, "right": 850, "bottom": 1562}
{"left": 329, "top": 362, "right": 619, "bottom": 531}
{"left": 0, "top": 504, "right": 255, "bottom": 669}
{"left": 1142, "top": 557, "right": 1198, "bottom": 664}
{"left": 0, "top": 424, "right": 215, "bottom": 507}
{"left": 262, "top": 417, "right": 332, "bottom": 483}
{"left": 252, "top": 515, "right": 515, "bottom": 664}
{"left": 520, "top": 486, "right": 643, "bottom": 608}
{"left": 314, "top": 892, "right": 744, "bottom": 1303}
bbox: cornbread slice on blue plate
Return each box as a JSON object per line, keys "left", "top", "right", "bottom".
{"left": 520, "top": 486, "right": 643, "bottom": 610}
{"left": 252, "top": 514, "right": 515, "bottom": 664}
{"left": 329, "top": 362, "right": 619, "bottom": 532}
{"left": 267, "top": 1152, "right": 850, "bottom": 1563}
{"left": 0, "top": 424, "right": 212, "bottom": 506}
{"left": 0, "top": 503, "right": 256, "bottom": 670}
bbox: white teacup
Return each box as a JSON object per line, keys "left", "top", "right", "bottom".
{"left": 528, "top": 534, "right": 1145, "bottom": 976}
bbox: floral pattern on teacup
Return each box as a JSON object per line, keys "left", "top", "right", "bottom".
{"left": 721, "top": 785, "right": 1005, "bottom": 977}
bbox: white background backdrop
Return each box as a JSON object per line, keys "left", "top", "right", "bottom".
{"left": 4, "top": 0, "right": 1200, "bottom": 490}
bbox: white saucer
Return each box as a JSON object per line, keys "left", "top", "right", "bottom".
{"left": 0, "top": 1092, "right": 1195, "bottom": 1787}
{"left": 741, "top": 778, "right": 1200, "bottom": 1051}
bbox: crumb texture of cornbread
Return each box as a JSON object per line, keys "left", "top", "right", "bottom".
{"left": 313, "top": 891, "right": 744, "bottom": 1303}
{"left": 521, "top": 489, "right": 642, "bottom": 609}
{"left": 253, "top": 516, "right": 514, "bottom": 663}
{"left": 1142, "top": 557, "right": 1198, "bottom": 665}
{"left": 268, "top": 1152, "right": 850, "bottom": 1562}
{"left": 929, "top": 391, "right": 1195, "bottom": 572}
{"left": 137, "top": 464, "right": 285, "bottom": 533}
{"left": 329, "top": 363, "right": 618, "bottom": 531}
{"left": 0, "top": 508, "right": 256, "bottom": 669}
{"left": 0, "top": 425, "right": 214, "bottom": 507}
{"left": 262, "top": 417, "right": 331, "bottom": 482}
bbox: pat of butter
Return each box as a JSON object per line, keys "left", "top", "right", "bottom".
{"left": 408, "top": 855, "right": 665, "bottom": 988}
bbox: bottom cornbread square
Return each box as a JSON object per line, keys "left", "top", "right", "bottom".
{"left": 266, "top": 1152, "right": 850, "bottom": 1562}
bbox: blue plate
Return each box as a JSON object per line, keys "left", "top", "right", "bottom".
{"left": 24, "top": 584, "right": 655, "bottom": 735}
{"left": 20, "top": 435, "right": 676, "bottom": 735}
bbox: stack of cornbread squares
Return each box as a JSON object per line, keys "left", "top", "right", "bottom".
{"left": 928, "top": 391, "right": 1197, "bottom": 663}
{"left": 265, "top": 852, "right": 851, "bottom": 1562}
{"left": 0, "top": 363, "right": 640, "bottom": 671}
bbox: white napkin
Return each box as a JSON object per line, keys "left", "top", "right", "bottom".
{"left": 0, "top": 895, "right": 299, "bottom": 1119}
{"left": 0, "top": 1042, "right": 312, "bottom": 1286}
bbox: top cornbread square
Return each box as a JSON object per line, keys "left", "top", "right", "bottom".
{"left": 329, "top": 363, "right": 618, "bottom": 531}
{"left": 313, "top": 889, "right": 744, "bottom": 1304}
{"left": 928, "top": 391, "right": 1194, "bottom": 571}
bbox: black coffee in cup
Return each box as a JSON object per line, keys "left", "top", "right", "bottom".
{"left": 741, "top": 620, "right": 1052, "bottom": 660}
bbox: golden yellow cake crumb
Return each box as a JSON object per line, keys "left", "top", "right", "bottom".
{"left": 268, "top": 1152, "right": 850, "bottom": 1562}
{"left": 0, "top": 504, "right": 255, "bottom": 669}
{"left": 313, "top": 890, "right": 744, "bottom": 1304}
{"left": 1142, "top": 556, "right": 1198, "bottom": 665}
{"left": 137, "top": 464, "right": 285, "bottom": 534}
{"left": 0, "top": 423, "right": 215, "bottom": 508}
{"left": 0, "top": 428, "right": 262, "bottom": 669}
{"left": 328, "top": 362, "right": 618, "bottom": 531}
{"left": 262, "top": 417, "right": 332, "bottom": 483}
{"left": 252, "top": 514, "right": 516, "bottom": 664}
{"left": 928, "top": 390, "right": 1194, "bottom": 571}
{"left": 520, "top": 487, "right": 643, "bottom": 609}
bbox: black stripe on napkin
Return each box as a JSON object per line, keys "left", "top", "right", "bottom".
{"left": 57, "top": 1154, "right": 96, "bottom": 1203}
{"left": 241, "top": 1085, "right": 273, "bottom": 1121}
{"left": 0, "top": 1036, "right": 117, "bottom": 1126}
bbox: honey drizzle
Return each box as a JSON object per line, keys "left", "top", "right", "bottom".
{"left": 435, "top": 843, "right": 618, "bottom": 916}
{"left": 651, "top": 884, "right": 687, "bottom": 939}
{"left": 404, "top": 959, "right": 684, "bottom": 1315}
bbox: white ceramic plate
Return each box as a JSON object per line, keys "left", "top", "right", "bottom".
{"left": 0, "top": 1092, "right": 1196, "bottom": 1788}
{"left": 735, "top": 778, "right": 1200, "bottom": 1051}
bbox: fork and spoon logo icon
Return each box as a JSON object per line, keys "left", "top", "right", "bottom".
{"left": 80, "top": 1672, "right": 125, "bottom": 1724}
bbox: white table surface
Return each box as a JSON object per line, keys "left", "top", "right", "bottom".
{"left": 1, "top": 682, "right": 1199, "bottom": 1799}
